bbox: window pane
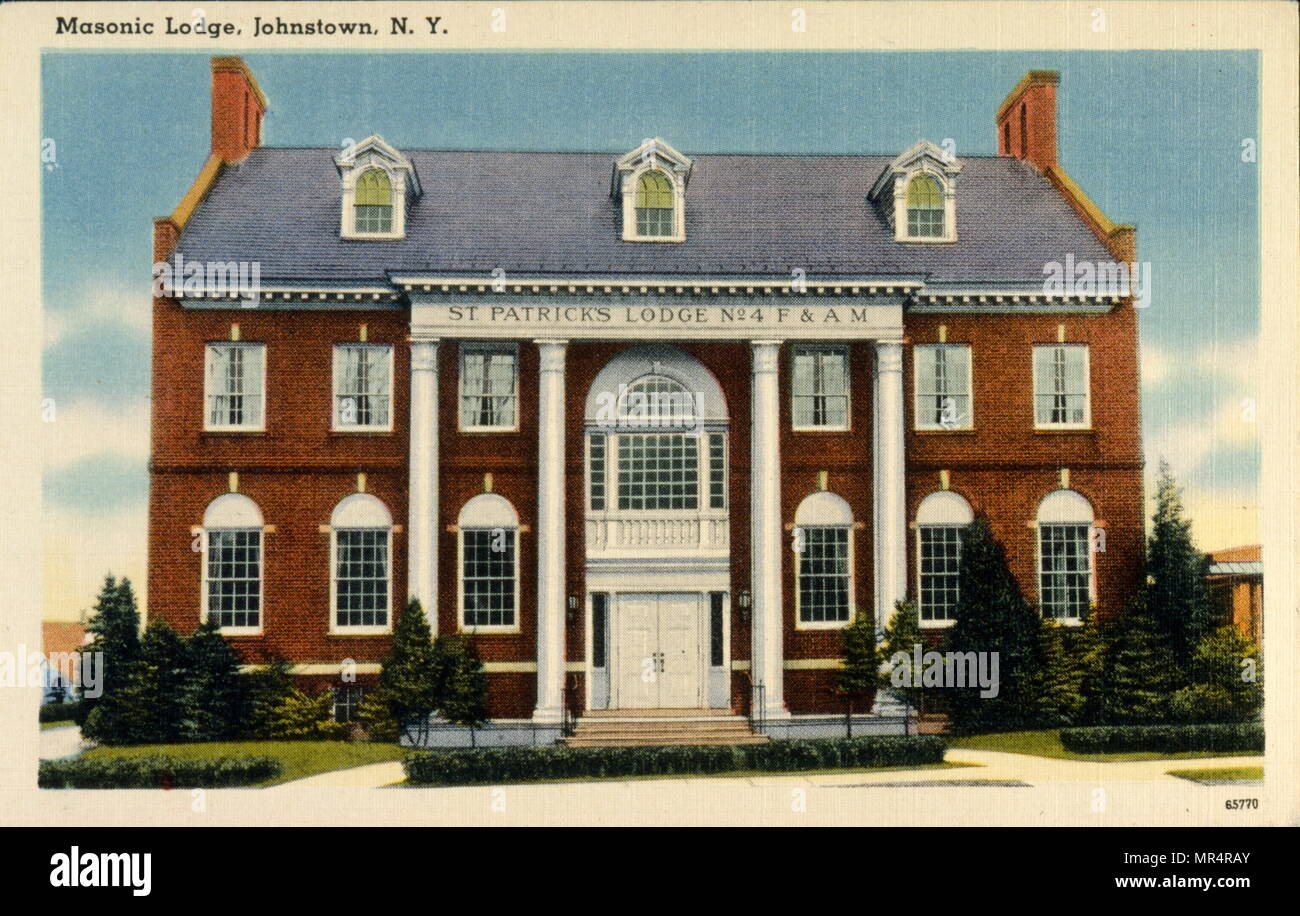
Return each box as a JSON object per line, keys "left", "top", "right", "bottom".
{"left": 589, "top": 433, "right": 607, "bottom": 511}
{"left": 335, "top": 529, "right": 390, "bottom": 628}
{"left": 460, "top": 347, "right": 517, "bottom": 429}
{"left": 919, "top": 526, "right": 962, "bottom": 620}
{"left": 798, "top": 527, "right": 851, "bottom": 623}
{"left": 1039, "top": 524, "right": 1091, "bottom": 619}
{"left": 708, "top": 432, "right": 727, "bottom": 510}
{"left": 335, "top": 345, "right": 392, "bottom": 428}
{"left": 462, "top": 529, "right": 516, "bottom": 628}
{"left": 616, "top": 433, "right": 699, "bottom": 510}
{"left": 206, "top": 529, "right": 261, "bottom": 628}
{"left": 206, "top": 344, "right": 264, "bottom": 429}
{"left": 915, "top": 345, "right": 971, "bottom": 429}
{"left": 1034, "top": 345, "right": 1089, "bottom": 425}
{"left": 792, "top": 347, "right": 849, "bottom": 429}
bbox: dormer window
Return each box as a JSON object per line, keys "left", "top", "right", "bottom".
{"left": 869, "top": 140, "right": 961, "bottom": 244}
{"left": 906, "top": 174, "right": 945, "bottom": 238}
{"left": 635, "top": 172, "right": 675, "bottom": 237}
{"left": 335, "top": 135, "right": 420, "bottom": 241}
{"left": 354, "top": 169, "right": 393, "bottom": 234}
{"left": 613, "top": 138, "right": 692, "bottom": 243}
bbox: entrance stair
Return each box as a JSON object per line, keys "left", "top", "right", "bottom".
{"left": 560, "top": 709, "right": 769, "bottom": 747}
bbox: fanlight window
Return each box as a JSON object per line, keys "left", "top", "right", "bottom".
{"left": 617, "top": 375, "right": 699, "bottom": 429}
{"left": 635, "top": 172, "right": 674, "bottom": 237}
{"left": 906, "top": 174, "right": 945, "bottom": 238}
{"left": 354, "top": 169, "right": 393, "bottom": 234}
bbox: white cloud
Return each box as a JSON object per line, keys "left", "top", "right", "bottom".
{"left": 1139, "top": 342, "right": 1174, "bottom": 387}
{"left": 1153, "top": 483, "right": 1259, "bottom": 554}
{"left": 1144, "top": 394, "right": 1258, "bottom": 483}
{"left": 44, "top": 280, "right": 151, "bottom": 349}
{"left": 42, "top": 398, "right": 151, "bottom": 475}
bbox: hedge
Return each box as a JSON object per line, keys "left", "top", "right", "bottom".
{"left": 1059, "top": 723, "right": 1263, "bottom": 755}
{"left": 404, "top": 736, "right": 946, "bottom": 785}
{"left": 39, "top": 756, "right": 282, "bottom": 789}
{"left": 39, "top": 701, "right": 82, "bottom": 723}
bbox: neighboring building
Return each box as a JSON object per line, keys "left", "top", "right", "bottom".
{"left": 149, "top": 58, "right": 1144, "bottom": 732}
{"left": 1206, "top": 545, "right": 1263, "bottom": 645}
{"left": 40, "top": 621, "right": 87, "bottom": 703}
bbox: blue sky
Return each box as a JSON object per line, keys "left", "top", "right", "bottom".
{"left": 41, "top": 51, "right": 1259, "bottom": 619}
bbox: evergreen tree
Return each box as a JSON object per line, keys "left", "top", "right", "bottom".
{"left": 238, "top": 658, "right": 296, "bottom": 739}
{"left": 76, "top": 575, "right": 141, "bottom": 726}
{"left": 436, "top": 635, "right": 489, "bottom": 746}
{"left": 1034, "top": 617, "right": 1089, "bottom": 727}
{"left": 1169, "top": 626, "right": 1262, "bottom": 723}
{"left": 944, "top": 517, "right": 1043, "bottom": 733}
{"left": 377, "top": 599, "right": 439, "bottom": 744}
{"left": 875, "top": 600, "right": 925, "bottom": 715}
{"left": 181, "top": 620, "right": 244, "bottom": 740}
{"left": 837, "top": 605, "right": 880, "bottom": 709}
{"left": 83, "top": 619, "right": 190, "bottom": 744}
{"left": 1073, "top": 609, "right": 1110, "bottom": 726}
{"left": 1095, "top": 591, "right": 1177, "bottom": 725}
{"left": 1146, "top": 461, "right": 1214, "bottom": 672}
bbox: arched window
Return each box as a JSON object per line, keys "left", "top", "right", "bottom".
{"left": 906, "top": 173, "right": 945, "bottom": 238}
{"left": 202, "top": 493, "right": 264, "bottom": 632}
{"left": 1037, "top": 490, "right": 1095, "bottom": 621}
{"left": 354, "top": 168, "right": 393, "bottom": 234}
{"left": 794, "top": 491, "right": 855, "bottom": 627}
{"left": 330, "top": 493, "right": 393, "bottom": 633}
{"left": 915, "top": 491, "right": 974, "bottom": 625}
{"left": 618, "top": 375, "right": 698, "bottom": 429}
{"left": 458, "top": 493, "right": 520, "bottom": 632}
{"left": 635, "top": 171, "right": 674, "bottom": 237}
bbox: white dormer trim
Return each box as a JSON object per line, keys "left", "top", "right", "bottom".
{"left": 335, "top": 134, "right": 421, "bottom": 241}
{"left": 869, "top": 140, "right": 962, "bottom": 245}
{"left": 613, "top": 138, "right": 693, "bottom": 243}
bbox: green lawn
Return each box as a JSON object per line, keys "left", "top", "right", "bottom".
{"left": 40, "top": 720, "right": 75, "bottom": 731}
{"left": 948, "top": 730, "right": 1264, "bottom": 763}
{"left": 1167, "top": 765, "right": 1263, "bottom": 783}
{"left": 83, "top": 741, "right": 409, "bottom": 786}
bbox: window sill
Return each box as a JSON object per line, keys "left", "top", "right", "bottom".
{"left": 1032, "top": 427, "right": 1095, "bottom": 435}
{"left": 458, "top": 427, "right": 521, "bottom": 435}
{"left": 330, "top": 627, "right": 392, "bottom": 636}
{"left": 202, "top": 429, "right": 267, "bottom": 436}
{"left": 913, "top": 427, "right": 976, "bottom": 434}
{"left": 918, "top": 619, "right": 956, "bottom": 629}
{"left": 795, "top": 620, "right": 852, "bottom": 632}
{"left": 791, "top": 426, "right": 852, "bottom": 435}
{"left": 214, "top": 627, "right": 263, "bottom": 637}
{"left": 329, "top": 428, "right": 394, "bottom": 436}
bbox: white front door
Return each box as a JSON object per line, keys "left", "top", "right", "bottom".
{"left": 614, "top": 593, "right": 703, "bottom": 709}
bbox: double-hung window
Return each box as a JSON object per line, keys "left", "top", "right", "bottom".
{"left": 202, "top": 493, "right": 264, "bottom": 633}
{"left": 204, "top": 343, "right": 265, "bottom": 431}
{"left": 458, "top": 493, "right": 520, "bottom": 632}
{"left": 1033, "top": 344, "right": 1090, "bottom": 428}
{"left": 792, "top": 345, "right": 849, "bottom": 430}
{"left": 460, "top": 344, "right": 518, "bottom": 431}
{"left": 1036, "top": 489, "right": 1095, "bottom": 622}
{"left": 914, "top": 344, "right": 972, "bottom": 430}
{"left": 333, "top": 344, "right": 392, "bottom": 430}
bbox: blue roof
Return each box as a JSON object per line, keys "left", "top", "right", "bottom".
{"left": 175, "top": 147, "right": 1114, "bottom": 285}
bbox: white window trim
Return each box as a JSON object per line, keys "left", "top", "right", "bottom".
{"left": 458, "top": 342, "right": 520, "bottom": 433}
{"left": 791, "top": 344, "right": 851, "bottom": 432}
{"left": 203, "top": 342, "right": 266, "bottom": 433}
{"left": 913, "top": 343, "right": 974, "bottom": 431}
{"left": 332, "top": 343, "right": 395, "bottom": 433}
{"left": 339, "top": 163, "right": 407, "bottom": 241}
{"left": 893, "top": 168, "right": 958, "bottom": 244}
{"left": 793, "top": 524, "right": 857, "bottom": 631}
{"left": 1035, "top": 521, "right": 1095, "bottom": 625}
{"left": 328, "top": 527, "right": 394, "bottom": 635}
{"left": 621, "top": 164, "right": 687, "bottom": 244}
{"left": 604, "top": 429, "right": 719, "bottom": 516}
{"left": 1032, "top": 343, "right": 1092, "bottom": 430}
{"left": 200, "top": 527, "right": 264, "bottom": 636}
{"left": 456, "top": 526, "right": 521, "bottom": 635}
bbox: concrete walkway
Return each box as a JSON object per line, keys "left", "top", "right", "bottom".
{"left": 274, "top": 748, "right": 1262, "bottom": 789}
{"left": 38, "top": 724, "right": 93, "bottom": 761}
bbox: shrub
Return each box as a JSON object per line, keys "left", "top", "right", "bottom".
{"left": 404, "top": 736, "right": 946, "bottom": 785}
{"left": 268, "top": 690, "right": 350, "bottom": 741}
{"left": 356, "top": 690, "right": 401, "bottom": 743}
{"left": 1168, "top": 685, "right": 1238, "bottom": 724}
{"left": 1059, "top": 723, "right": 1263, "bottom": 755}
{"left": 238, "top": 659, "right": 296, "bottom": 739}
{"left": 40, "top": 701, "right": 82, "bottom": 724}
{"left": 39, "top": 755, "right": 281, "bottom": 789}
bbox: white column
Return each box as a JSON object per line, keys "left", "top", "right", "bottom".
{"left": 407, "top": 338, "right": 439, "bottom": 633}
{"left": 533, "top": 339, "right": 568, "bottom": 724}
{"left": 872, "top": 339, "right": 907, "bottom": 636}
{"left": 750, "top": 340, "right": 789, "bottom": 720}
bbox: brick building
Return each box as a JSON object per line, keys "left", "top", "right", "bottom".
{"left": 149, "top": 58, "right": 1144, "bottom": 734}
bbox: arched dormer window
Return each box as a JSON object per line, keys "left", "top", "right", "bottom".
{"left": 335, "top": 135, "right": 420, "bottom": 241}
{"left": 1036, "top": 489, "right": 1095, "bottom": 622}
{"left": 915, "top": 491, "right": 974, "bottom": 626}
{"left": 457, "top": 493, "right": 520, "bottom": 633}
{"left": 613, "top": 138, "right": 692, "bottom": 243}
{"left": 635, "top": 172, "right": 674, "bottom": 237}
{"left": 793, "top": 490, "right": 855, "bottom": 628}
{"left": 906, "top": 174, "right": 945, "bottom": 238}
{"left": 354, "top": 169, "right": 393, "bottom": 234}
{"left": 202, "top": 493, "right": 264, "bottom": 634}
{"left": 330, "top": 493, "right": 393, "bottom": 633}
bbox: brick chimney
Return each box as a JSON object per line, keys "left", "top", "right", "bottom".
{"left": 996, "top": 70, "right": 1058, "bottom": 172}
{"left": 211, "top": 56, "right": 266, "bottom": 163}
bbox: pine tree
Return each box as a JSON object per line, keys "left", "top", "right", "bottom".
{"left": 436, "top": 635, "right": 489, "bottom": 746}
{"left": 76, "top": 575, "right": 141, "bottom": 727}
{"left": 1096, "top": 591, "right": 1177, "bottom": 724}
{"left": 239, "top": 658, "right": 296, "bottom": 739}
{"left": 181, "top": 620, "right": 244, "bottom": 740}
{"left": 1034, "top": 617, "right": 1088, "bottom": 727}
{"left": 1146, "top": 461, "right": 1214, "bottom": 673}
{"left": 1073, "top": 610, "right": 1110, "bottom": 726}
{"left": 378, "top": 599, "right": 439, "bottom": 744}
{"left": 1169, "top": 626, "right": 1262, "bottom": 723}
{"left": 944, "top": 517, "right": 1043, "bottom": 733}
{"left": 83, "top": 619, "right": 190, "bottom": 744}
{"left": 876, "top": 600, "right": 924, "bottom": 714}
{"left": 837, "top": 605, "right": 879, "bottom": 707}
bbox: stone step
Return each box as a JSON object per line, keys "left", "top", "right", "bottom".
{"left": 561, "top": 735, "right": 770, "bottom": 748}
{"left": 581, "top": 708, "right": 738, "bottom": 718}
{"left": 573, "top": 719, "right": 754, "bottom": 732}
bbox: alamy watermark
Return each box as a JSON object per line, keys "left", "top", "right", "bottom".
{"left": 889, "top": 644, "right": 1000, "bottom": 698}
{"left": 1, "top": 645, "right": 102, "bottom": 698}
{"left": 153, "top": 253, "right": 261, "bottom": 308}
{"left": 1043, "top": 254, "right": 1152, "bottom": 309}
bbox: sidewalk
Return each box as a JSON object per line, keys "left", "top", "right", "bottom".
{"left": 38, "top": 725, "right": 93, "bottom": 761}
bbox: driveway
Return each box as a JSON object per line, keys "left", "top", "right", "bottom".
{"left": 39, "top": 724, "right": 94, "bottom": 760}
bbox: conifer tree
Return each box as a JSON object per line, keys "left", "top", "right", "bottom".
{"left": 377, "top": 599, "right": 439, "bottom": 744}
{"left": 76, "top": 575, "right": 141, "bottom": 726}
{"left": 1095, "top": 591, "right": 1177, "bottom": 724}
{"left": 837, "top": 605, "right": 880, "bottom": 707}
{"left": 944, "top": 517, "right": 1043, "bottom": 733}
{"left": 875, "top": 600, "right": 924, "bottom": 714}
{"left": 181, "top": 619, "right": 244, "bottom": 740}
{"left": 1146, "top": 461, "right": 1214, "bottom": 672}
{"left": 437, "top": 635, "right": 489, "bottom": 746}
